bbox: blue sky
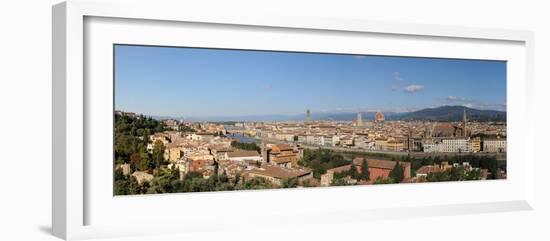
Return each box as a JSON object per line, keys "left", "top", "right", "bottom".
{"left": 114, "top": 45, "right": 506, "bottom": 118}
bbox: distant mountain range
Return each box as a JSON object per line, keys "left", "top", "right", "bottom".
{"left": 151, "top": 105, "right": 506, "bottom": 122}
{"left": 398, "top": 106, "right": 506, "bottom": 121}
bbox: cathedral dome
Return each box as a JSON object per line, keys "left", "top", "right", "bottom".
{"left": 375, "top": 112, "right": 385, "bottom": 122}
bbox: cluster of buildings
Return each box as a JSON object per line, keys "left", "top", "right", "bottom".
{"left": 145, "top": 126, "right": 425, "bottom": 187}
{"left": 145, "top": 123, "right": 314, "bottom": 187}
{"left": 422, "top": 136, "right": 506, "bottom": 153}
{"left": 118, "top": 108, "right": 506, "bottom": 188}
{"left": 226, "top": 109, "right": 506, "bottom": 154}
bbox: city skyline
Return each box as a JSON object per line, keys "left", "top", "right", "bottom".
{"left": 113, "top": 45, "right": 507, "bottom": 195}
{"left": 114, "top": 45, "right": 507, "bottom": 118}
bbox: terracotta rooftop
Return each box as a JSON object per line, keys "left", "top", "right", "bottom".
{"left": 227, "top": 150, "right": 260, "bottom": 158}
{"left": 416, "top": 165, "right": 443, "bottom": 175}
{"left": 271, "top": 144, "right": 293, "bottom": 152}
{"left": 353, "top": 157, "right": 410, "bottom": 169}
{"left": 327, "top": 164, "right": 353, "bottom": 174}
{"left": 271, "top": 158, "right": 293, "bottom": 164}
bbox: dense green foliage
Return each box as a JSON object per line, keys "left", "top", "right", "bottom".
{"left": 239, "top": 176, "right": 275, "bottom": 190}
{"left": 114, "top": 165, "right": 290, "bottom": 195}
{"left": 230, "top": 140, "right": 261, "bottom": 152}
{"left": 299, "top": 148, "right": 352, "bottom": 179}
{"left": 373, "top": 176, "right": 396, "bottom": 184}
{"left": 426, "top": 167, "right": 482, "bottom": 182}
{"left": 348, "top": 163, "right": 360, "bottom": 180}
{"left": 114, "top": 168, "right": 149, "bottom": 195}
{"left": 331, "top": 177, "right": 354, "bottom": 186}
{"left": 351, "top": 153, "right": 502, "bottom": 180}
{"left": 152, "top": 140, "right": 167, "bottom": 166}
{"left": 341, "top": 151, "right": 503, "bottom": 180}
{"left": 403, "top": 154, "right": 501, "bottom": 179}
{"left": 281, "top": 177, "right": 299, "bottom": 188}
{"left": 114, "top": 113, "right": 166, "bottom": 171}
{"left": 389, "top": 162, "right": 405, "bottom": 183}
{"left": 359, "top": 159, "right": 370, "bottom": 181}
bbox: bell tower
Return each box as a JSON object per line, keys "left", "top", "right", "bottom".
{"left": 357, "top": 112, "right": 363, "bottom": 127}
{"left": 463, "top": 108, "right": 468, "bottom": 137}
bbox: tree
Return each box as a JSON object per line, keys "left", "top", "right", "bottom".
{"left": 151, "top": 167, "right": 182, "bottom": 193}
{"left": 152, "top": 140, "right": 166, "bottom": 167}
{"left": 114, "top": 112, "right": 166, "bottom": 161}
{"left": 348, "top": 163, "right": 359, "bottom": 180}
{"left": 114, "top": 168, "right": 141, "bottom": 195}
{"left": 139, "top": 148, "right": 152, "bottom": 171}
{"left": 114, "top": 167, "right": 125, "bottom": 180}
{"left": 373, "top": 176, "right": 395, "bottom": 184}
{"left": 129, "top": 153, "right": 142, "bottom": 170}
{"left": 360, "top": 159, "right": 370, "bottom": 181}
{"left": 281, "top": 177, "right": 298, "bottom": 188}
{"left": 230, "top": 140, "right": 261, "bottom": 152}
{"left": 389, "top": 162, "right": 404, "bottom": 183}
{"left": 427, "top": 171, "right": 451, "bottom": 182}
{"left": 332, "top": 177, "right": 352, "bottom": 186}
{"left": 299, "top": 148, "right": 351, "bottom": 179}
{"left": 464, "top": 169, "right": 482, "bottom": 180}
{"left": 114, "top": 178, "right": 130, "bottom": 195}
{"left": 234, "top": 173, "right": 241, "bottom": 185}
{"left": 178, "top": 124, "right": 196, "bottom": 133}
{"left": 238, "top": 176, "right": 274, "bottom": 190}
{"left": 139, "top": 181, "right": 150, "bottom": 194}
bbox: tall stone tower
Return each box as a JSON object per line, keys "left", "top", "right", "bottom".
{"left": 357, "top": 112, "right": 363, "bottom": 127}
{"left": 463, "top": 108, "right": 468, "bottom": 137}
{"left": 306, "top": 109, "right": 312, "bottom": 123}
{"left": 260, "top": 140, "right": 269, "bottom": 163}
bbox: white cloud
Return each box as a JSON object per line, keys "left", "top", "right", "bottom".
{"left": 404, "top": 84, "right": 425, "bottom": 93}
{"left": 353, "top": 55, "right": 366, "bottom": 59}
{"left": 447, "top": 95, "right": 467, "bottom": 101}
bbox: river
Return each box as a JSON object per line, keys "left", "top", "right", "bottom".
{"left": 226, "top": 133, "right": 258, "bottom": 144}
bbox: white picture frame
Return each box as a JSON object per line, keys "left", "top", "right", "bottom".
{"left": 52, "top": 0, "right": 535, "bottom": 240}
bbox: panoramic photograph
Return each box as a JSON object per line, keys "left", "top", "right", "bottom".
{"left": 113, "top": 44, "right": 507, "bottom": 195}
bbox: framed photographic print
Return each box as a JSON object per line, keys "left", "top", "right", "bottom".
{"left": 52, "top": 0, "right": 535, "bottom": 240}
{"left": 113, "top": 45, "right": 507, "bottom": 193}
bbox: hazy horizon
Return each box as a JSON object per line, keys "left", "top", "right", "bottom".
{"left": 116, "top": 105, "right": 506, "bottom": 123}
